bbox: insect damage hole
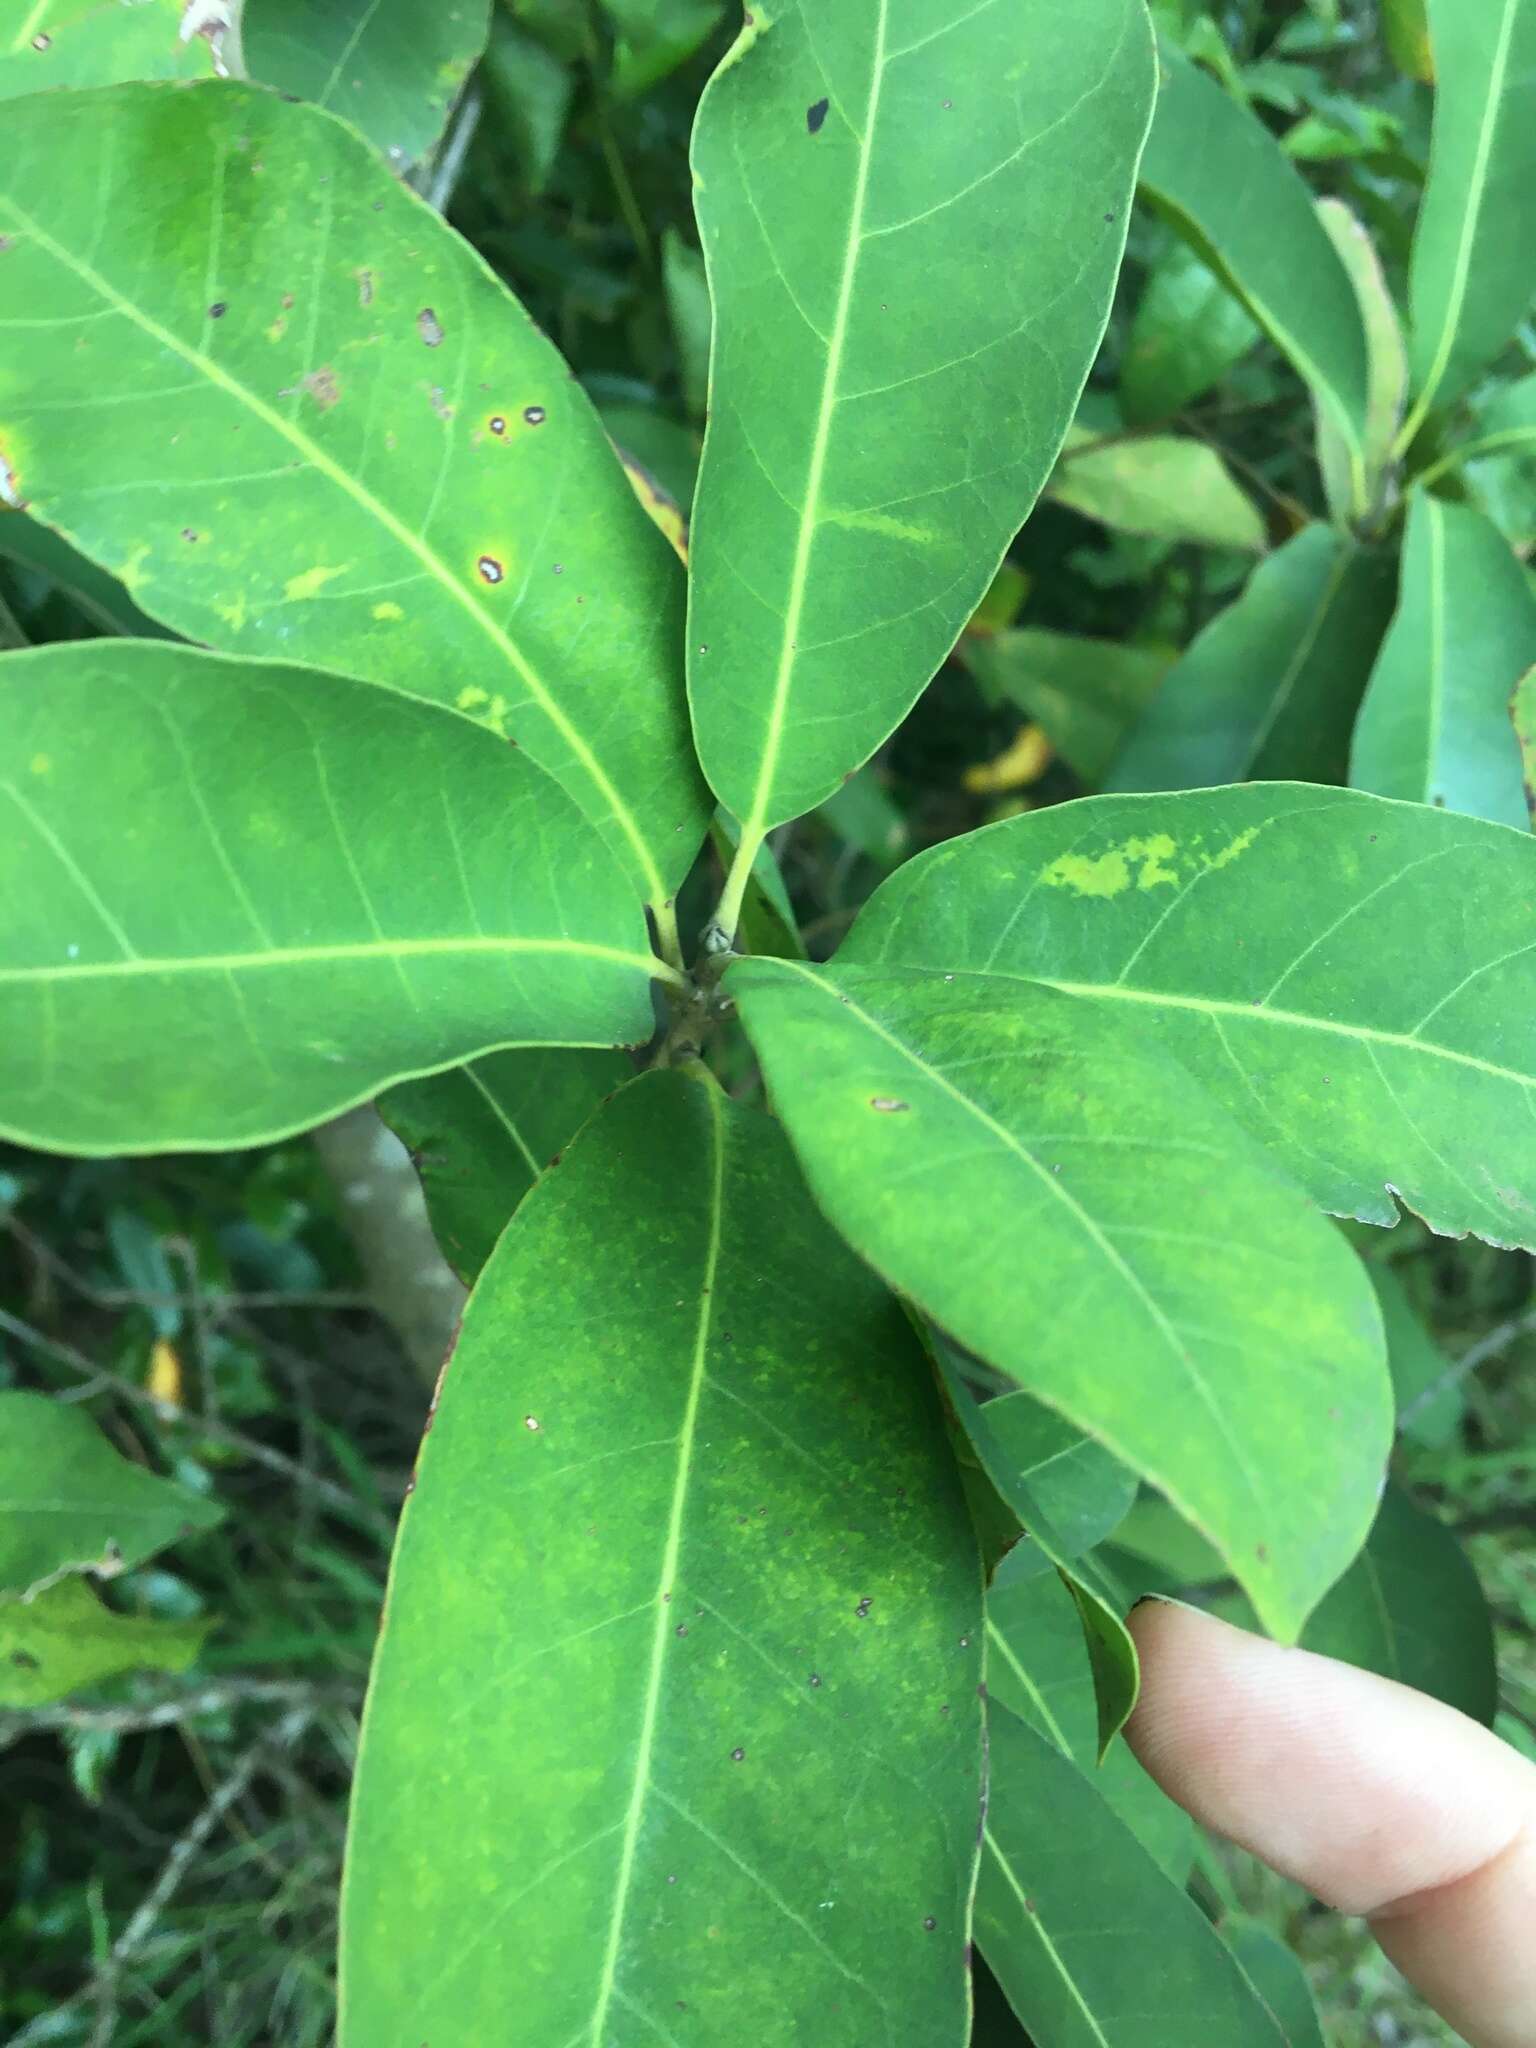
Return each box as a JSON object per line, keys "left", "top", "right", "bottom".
{"left": 476, "top": 555, "right": 505, "bottom": 584}
{"left": 869, "top": 1097, "right": 910, "bottom": 1114}
{"left": 417, "top": 306, "right": 444, "bottom": 347}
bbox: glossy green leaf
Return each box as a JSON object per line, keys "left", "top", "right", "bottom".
{"left": 686, "top": 0, "right": 1156, "bottom": 837}
{"left": 1313, "top": 200, "right": 1407, "bottom": 526}
{"left": 340, "top": 1072, "right": 984, "bottom": 2046}
{"left": 0, "top": 82, "right": 706, "bottom": 903}
{"left": 242, "top": 0, "right": 491, "bottom": 169}
{"left": 1106, "top": 527, "right": 1395, "bottom": 790}
{"left": 987, "top": 1557, "right": 1192, "bottom": 1880}
{"left": 0, "top": 0, "right": 223, "bottom": 98}
{"left": 731, "top": 957, "right": 1391, "bottom": 1639}
{"left": 379, "top": 1048, "right": 631, "bottom": 1282}
{"left": 0, "top": 1576, "right": 209, "bottom": 1707}
{"left": 1120, "top": 239, "right": 1259, "bottom": 425}
{"left": 1372, "top": 1265, "right": 1463, "bottom": 1446}
{"left": 1404, "top": 0, "right": 1536, "bottom": 429}
{"left": 0, "top": 643, "right": 658, "bottom": 1155}
{"left": 1049, "top": 431, "right": 1265, "bottom": 553}
{"left": 1303, "top": 1482, "right": 1498, "bottom": 1722}
{"left": 1219, "top": 1918, "right": 1325, "bottom": 2048}
{"left": 1515, "top": 665, "right": 1536, "bottom": 825}
{"left": 1351, "top": 495, "right": 1535, "bottom": 829}
{"left": 961, "top": 629, "right": 1170, "bottom": 787}
{"left": 1139, "top": 40, "right": 1370, "bottom": 476}
{"left": 0, "top": 1390, "right": 223, "bottom": 1596}
{"left": 979, "top": 1705, "right": 1286, "bottom": 2048}
{"left": 837, "top": 782, "right": 1536, "bottom": 1247}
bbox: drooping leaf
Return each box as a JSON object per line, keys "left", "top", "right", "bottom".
{"left": 961, "top": 629, "right": 1170, "bottom": 787}
{"left": 0, "top": 643, "right": 659, "bottom": 1155}
{"left": 978, "top": 1705, "right": 1286, "bottom": 2047}
{"left": 986, "top": 1556, "right": 1192, "bottom": 1880}
{"left": 1303, "top": 1482, "right": 1498, "bottom": 1723}
{"left": 1351, "top": 494, "right": 1536, "bottom": 829}
{"left": 731, "top": 957, "right": 1391, "bottom": 1640}
{"left": 1403, "top": 0, "right": 1536, "bottom": 429}
{"left": 1219, "top": 1918, "right": 1326, "bottom": 2048}
{"left": 1106, "top": 527, "right": 1396, "bottom": 790}
{"left": 1515, "top": 666, "right": 1536, "bottom": 825}
{"left": 836, "top": 782, "right": 1536, "bottom": 1247}
{"left": 0, "top": 81, "right": 707, "bottom": 903}
{"left": 1313, "top": 199, "right": 1408, "bottom": 526}
{"left": 242, "top": 0, "right": 493, "bottom": 169}
{"left": 0, "top": 1391, "right": 223, "bottom": 1597}
{"left": 1371, "top": 1264, "right": 1464, "bottom": 1447}
{"left": 0, "top": 0, "right": 224, "bottom": 98}
{"left": 0, "top": 1576, "right": 209, "bottom": 1707}
{"left": 340, "top": 1071, "right": 985, "bottom": 2046}
{"left": 1120, "top": 238, "right": 1259, "bottom": 425}
{"left": 1048, "top": 431, "right": 1266, "bottom": 553}
{"left": 1139, "top": 40, "right": 1370, "bottom": 478}
{"left": 686, "top": 0, "right": 1156, "bottom": 837}
{"left": 379, "top": 1048, "right": 632, "bottom": 1282}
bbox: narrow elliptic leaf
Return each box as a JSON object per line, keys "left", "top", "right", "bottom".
{"left": 731, "top": 957, "right": 1391, "bottom": 1639}
{"left": 1405, "top": 0, "right": 1536, "bottom": 425}
{"left": 1351, "top": 495, "right": 1536, "bottom": 829}
{"left": 340, "top": 1072, "right": 984, "bottom": 2047}
{"left": 1220, "top": 1918, "right": 1326, "bottom": 2048}
{"left": 1313, "top": 200, "right": 1407, "bottom": 526}
{"left": 960, "top": 629, "right": 1170, "bottom": 787}
{"left": 1515, "top": 666, "right": 1536, "bottom": 825}
{"left": 1048, "top": 432, "right": 1265, "bottom": 553}
{"left": 0, "top": 1390, "right": 223, "bottom": 1597}
{"left": 986, "top": 1557, "right": 1192, "bottom": 1880}
{"left": 979, "top": 1706, "right": 1286, "bottom": 2048}
{"left": 379, "top": 1047, "right": 632, "bottom": 1282}
{"left": 0, "top": 511, "right": 172, "bottom": 640}
{"left": 1372, "top": 1265, "right": 1464, "bottom": 1446}
{"left": 687, "top": 0, "right": 1156, "bottom": 836}
{"left": 1106, "top": 527, "right": 1396, "bottom": 791}
{"left": 1120, "top": 239, "right": 1259, "bottom": 426}
{"left": 1303, "top": 1483, "right": 1498, "bottom": 1723}
{"left": 0, "top": 1576, "right": 209, "bottom": 1708}
{"left": 0, "top": 82, "right": 707, "bottom": 902}
{"left": 242, "top": 0, "right": 491, "bottom": 168}
{"left": 0, "top": 0, "right": 223, "bottom": 98}
{"left": 1139, "top": 40, "right": 1370, "bottom": 472}
{"left": 837, "top": 783, "right": 1536, "bottom": 1247}
{"left": 0, "top": 643, "right": 658, "bottom": 1155}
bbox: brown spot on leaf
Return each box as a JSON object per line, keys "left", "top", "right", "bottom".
{"left": 417, "top": 306, "right": 444, "bottom": 347}
{"left": 807, "top": 98, "right": 829, "bottom": 134}
{"left": 208, "top": 301, "right": 228, "bottom": 319}
{"left": 301, "top": 366, "right": 340, "bottom": 409}
{"left": 356, "top": 269, "right": 375, "bottom": 307}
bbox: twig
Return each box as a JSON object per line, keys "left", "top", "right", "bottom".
{"left": 1398, "top": 1307, "right": 1536, "bottom": 1431}
{"left": 0, "top": 1679, "right": 362, "bottom": 1750}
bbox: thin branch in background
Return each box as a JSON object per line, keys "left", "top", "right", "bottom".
{"left": 1398, "top": 1306, "right": 1536, "bottom": 1432}
{"left": 425, "top": 80, "right": 483, "bottom": 213}
{"left": 0, "top": 1679, "right": 361, "bottom": 1752}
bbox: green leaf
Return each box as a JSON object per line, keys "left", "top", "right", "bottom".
{"left": 1351, "top": 495, "right": 1536, "bottom": 829}
{"left": 1303, "top": 1482, "right": 1498, "bottom": 1722}
{"left": 972, "top": 1394, "right": 1137, "bottom": 1567}
{"left": 1384, "top": 0, "right": 1434, "bottom": 81}
{"left": 1515, "top": 665, "right": 1536, "bottom": 826}
{"left": 1219, "top": 1918, "right": 1325, "bottom": 2048}
{"left": 662, "top": 227, "right": 712, "bottom": 422}
{"left": 604, "top": 0, "right": 723, "bottom": 97}
{"left": 480, "top": 11, "right": 575, "bottom": 194}
{"left": 0, "top": 81, "right": 706, "bottom": 904}
{"left": 243, "top": 0, "right": 492, "bottom": 168}
{"left": 835, "top": 782, "right": 1536, "bottom": 1247}
{"left": 1313, "top": 200, "right": 1407, "bottom": 526}
{"left": 1372, "top": 1265, "right": 1463, "bottom": 1447}
{"left": 686, "top": 0, "right": 1156, "bottom": 836}
{"left": 1120, "top": 239, "right": 1259, "bottom": 425}
{"left": 978, "top": 1705, "right": 1286, "bottom": 2047}
{"left": 0, "top": 1391, "right": 223, "bottom": 1597}
{"left": 0, "top": 0, "right": 224, "bottom": 98}
{"left": 379, "top": 1048, "right": 632, "bottom": 1282}
{"left": 730, "top": 957, "right": 1391, "bottom": 1639}
{"left": 961, "top": 629, "right": 1171, "bottom": 787}
{"left": 986, "top": 1558, "right": 1192, "bottom": 1880}
{"left": 1404, "top": 0, "right": 1536, "bottom": 430}
{"left": 1107, "top": 528, "right": 1395, "bottom": 790}
{"left": 340, "top": 1070, "right": 983, "bottom": 2045}
{"left": 0, "top": 643, "right": 658, "bottom": 1155}
{"left": 0, "top": 1576, "right": 209, "bottom": 1707}
{"left": 1139, "top": 40, "right": 1370, "bottom": 476}
{"left": 1049, "top": 431, "right": 1266, "bottom": 553}
{"left": 0, "top": 511, "right": 172, "bottom": 640}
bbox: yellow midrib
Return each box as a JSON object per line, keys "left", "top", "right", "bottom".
{"left": 0, "top": 189, "right": 666, "bottom": 905}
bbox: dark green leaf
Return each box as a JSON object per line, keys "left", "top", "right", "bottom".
{"left": 0, "top": 82, "right": 707, "bottom": 903}
{"left": 480, "top": 11, "right": 575, "bottom": 193}
{"left": 0, "top": 511, "right": 171, "bottom": 640}
{"left": 960, "top": 629, "right": 1170, "bottom": 787}
{"left": 604, "top": 0, "right": 723, "bottom": 97}
{"left": 1220, "top": 1917, "right": 1325, "bottom": 2048}
{"left": 0, "top": 644, "right": 658, "bottom": 1154}
{"left": 1106, "top": 527, "right": 1396, "bottom": 791}
{"left": 687, "top": 0, "right": 1155, "bottom": 833}
{"left": 1372, "top": 1265, "right": 1464, "bottom": 1446}
{"left": 1120, "top": 239, "right": 1259, "bottom": 425}
{"left": 730, "top": 957, "right": 1391, "bottom": 1640}
{"left": 340, "top": 1071, "right": 984, "bottom": 2046}
{"left": 839, "top": 784, "right": 1536, "bottom": 1248}
{"left": 0, "top": 1576, "right": 209, "bottom": 1707}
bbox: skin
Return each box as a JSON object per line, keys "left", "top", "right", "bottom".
{"left": 1127, "top": 1600, "right": 1536, "bottom": 2048}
